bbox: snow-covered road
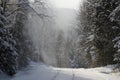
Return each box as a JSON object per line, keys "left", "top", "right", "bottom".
{"left": 1, "top": 62, "right": 120, "bottom": 80}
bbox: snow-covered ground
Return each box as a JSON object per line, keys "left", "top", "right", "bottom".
{"left": 0, "top": 62, "right": 120, "bottom": 80}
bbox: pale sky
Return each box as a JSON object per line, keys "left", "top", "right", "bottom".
{"left": 50, "top": 0, "right": 81, "bottom": 10}
{"left": 29, "top": 0, "right": 82, "bottom": 10}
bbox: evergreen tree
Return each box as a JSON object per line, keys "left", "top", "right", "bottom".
{"left": 93, "top": 0, "right": 120, "bottom": 66}
{"left": 109, "top": 2, "right": 120, "bottom": 68}
{"left": 12, "top": 0, "right": 30, "bottom": 68}
{"left": 55, "top": 31, "right": 65, "bottom": 67}
{"left": 0, "top": 0, "right": 18, "bottom": 76}
{"left": 77, "top": 0, "right": 120, "bottom": 67}
{"left": 77, "top": 0, "right": 96, "bottom": 67}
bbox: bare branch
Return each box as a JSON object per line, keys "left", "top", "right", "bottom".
{"left": 6, "top": 7, "right": 21, "bottom": 17}
{"left": 5, "top": 2, "right": 50, "bottom": 18}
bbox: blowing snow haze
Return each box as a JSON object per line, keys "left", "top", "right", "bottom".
{"left": 54, "top": 8, "right": 77, "bottom": 32}
{"left": 49, "top": 0, "right": 80, "bottom": 10}
{"left": 49, "top": 0, "right": 79, "bottom": 32}
{"left": 1, "top": 0, "right": 120, "bottom": 80}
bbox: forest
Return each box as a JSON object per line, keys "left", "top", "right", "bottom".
{"left": 0, "top": 0, "right": 120, "bottom": 80}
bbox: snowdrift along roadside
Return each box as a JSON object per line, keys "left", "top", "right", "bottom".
{"left": 0, "top": 62, "right": 120, "bottom": 80}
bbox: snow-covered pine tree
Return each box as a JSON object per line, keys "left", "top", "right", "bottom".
{"left": 12, "top": 0, "right": 30, "bottom": 69}
{"left": 77, "top": 0, "right": 97, "bottom": 67}
{"left": 93, "top": 0, "right": 120, "bottom": 67}
{"left": 0, "top": 0, "right": 18, "bottom": 75}
{"left": 77, "top": 0, "right": 120, "bottom": 67}
{"left": 0, "top": 23, "right": 18, "bottom": 76}
{"left": 109, "top": 1, "right": 120, "bottom": 68}
{"left": 55, "top": 31, "right": 65, "bottom": 67}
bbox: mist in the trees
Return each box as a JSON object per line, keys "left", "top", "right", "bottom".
{"left": 0, "top": 0, "right": 120, "bottom": 77}
{"left": 25, "top": 0, "right": 79, "bottom": 67}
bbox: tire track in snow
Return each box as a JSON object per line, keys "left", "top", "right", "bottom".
{"left": 51, "top": 70, "right": 61, "bottom": 80}
{"left": 54, "top": 69, "right": 73, "bottom": 80}
{"left": 72, "top": 69, "right": 75, "bottom": 80}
